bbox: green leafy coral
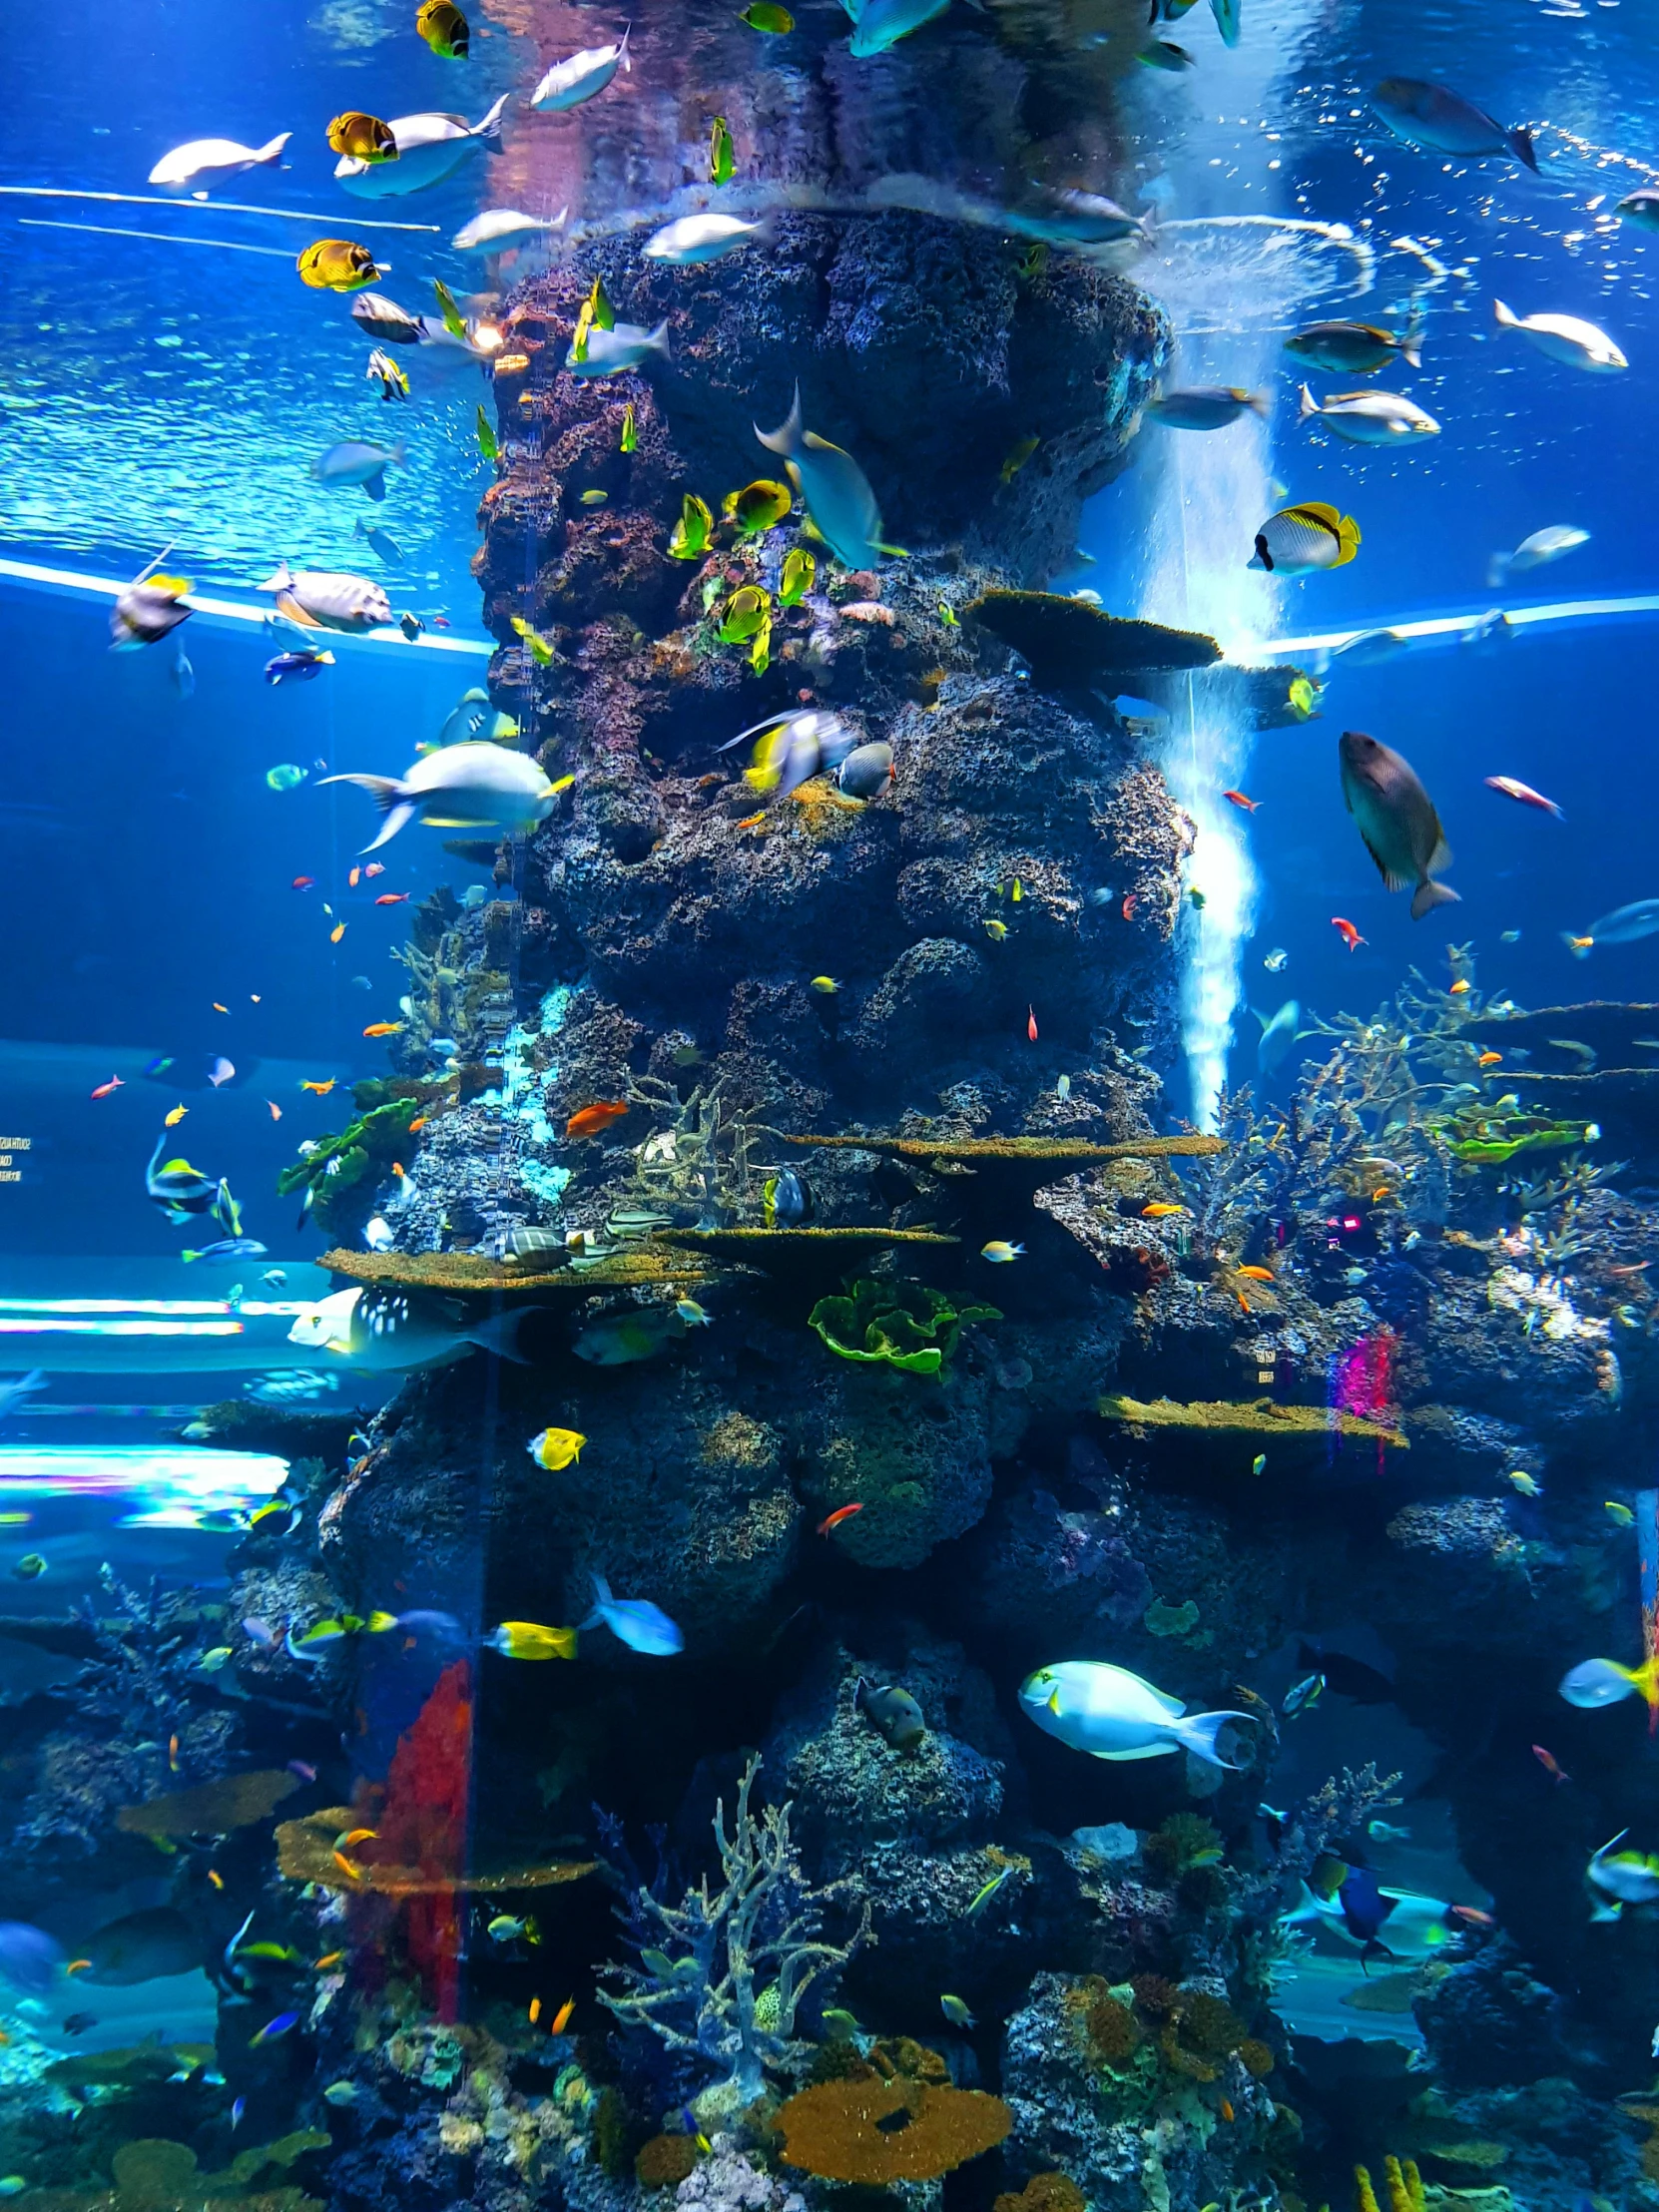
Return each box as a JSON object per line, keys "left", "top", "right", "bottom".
{"left": 809, "top": 1279, "right": 999, "bottom": 1379}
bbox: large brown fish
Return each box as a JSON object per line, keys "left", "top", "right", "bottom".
{"left": 1339, "top": 730, "right": 1458, "bottom": 919}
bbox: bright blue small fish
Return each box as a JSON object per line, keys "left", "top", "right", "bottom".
{"left": 582, "top": 1574, "right": 683, "bottom": 1656}
{"left": 250, "top": 2010, "right": 300, "bottom": 2046}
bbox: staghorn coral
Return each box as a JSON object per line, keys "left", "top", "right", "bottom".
{"left": 774, "top": 2075, "right": 1012, "bottom": 2184}
{"left": 597, "top": 1754, "right": 871, "bottom": 2104}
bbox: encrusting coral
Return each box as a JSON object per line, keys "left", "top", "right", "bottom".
{"left": 773, "top": 2073, "right": 1013, "bottom": 2184}
{"left": 809, "top": 1277, "right": 1000, "bottom": 1377}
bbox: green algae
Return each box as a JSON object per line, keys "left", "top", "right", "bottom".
{"left": 276, "top": 1098, "right": 421, "bottom": 1239}
{"left": 810, "top": 1279, "right": 999, "bottom": 1377}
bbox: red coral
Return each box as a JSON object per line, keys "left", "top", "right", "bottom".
{"left": 375, "top": 1660, "right": 473, "bottom": 2020}
{"left": 1101, "top": 1245, "right": 1173, "bottom": 1297}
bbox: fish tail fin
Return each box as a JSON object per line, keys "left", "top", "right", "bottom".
{"left": 755, "top": 382, "right": 804, "bottom": 459}
{"left": 1281, "top": 1881, "right": 1328, "bottom": 1928}
{"left": 475, "top": 93, "right": 511, "bottom": 139}
{"left": 1561, "top": 930, "right": 1592, "bottom": 958}
{"left": 256, "top": 133, "right": 293, "bottom": 168}
{"left": 581, "top": 1573, "right": 612, "bottom": 1630}
{"left": 318, "top": 773, "right": 414, "bottom": 849}
{"left": 647, "top": 318, "right": 672, "bottom": 359}
{"left": 619, "top": 21, "right": 632, "bottom": 65}
{"left": 1176, "top": 1708, "right": 1253, "bottom": 1770}
{"left": 1400, "top": 316, "right": 1424, "bottom": 369}
{"left": 1298, "top": 382, "right": 1319, "bottom": 422}
{"left": 1508, "top": 126, "right": 1538, "bottom": 173}
{"left": 1244, "top": 388, "right": 1268, "bottom": 416}
{"left": 1335, "top": 515, "right": 1362, "bottom": 565}
{"left": 1492, "top": 296, "right": 1520, "bottom": 330}
{"left": 463, "top": 1306, "right": 541, "bottom": 1364}
{"left": 1410, "top": 878, "right": 1460, "bottom": 921}
{"left": 390, "top": 443, "right": 408, "bottom": 468}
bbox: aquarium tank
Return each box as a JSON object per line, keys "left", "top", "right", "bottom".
{"left": 6, "top": 0, "right": 1659, "bottom": 2205}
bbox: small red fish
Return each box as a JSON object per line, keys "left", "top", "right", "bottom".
{"left": 1484, "top": 775, "right": 1563, "bottom": 821}
{"left": 268, "top": 1100, "right": 282, "bottom": 1121}
{"left": 90, "top": 1075, "right": 124, "bottom": 1099}
{"left": 291, "top": 875, "right": 315, "bottom": 891}
{"left": 1222, "top": 790, "right": 1259, "bottom": 814}
{"left": 1331, "top": 916, "right": 1366, "bottom": 952}
{"left": 1121, "top": 893, "right": 1138, "bottom": 920}
{"left": 433, "top": 615, "right": 451, "bottom": 629}
{"left": 566, "top": 1100, "right": 630, "bottom": 1141}
{"left": 1219, "top": 2099, "right": 1235, "bottom": 2123}
{"left": 1026, "top": 1006, "right": 1038, "bottom": 1043}
{"left": 348, "top": 866, "right": 361, "bottom": 889}
{"left": 1531, "top": 1744, "right": 1569, "bottom": 1785}
{"left": 817, "top": 1503, "right": 864, "bottom": 1536}
{"left": 1448, "top": 1905, "right": 1495, "bottom": 1929}
{"left": 374, "top": 892, "right": 410, "bottom": 905}
{"left": 168, "top": 1733, "right": 181, "bottom": 1773}
{"left": 364, "top": 862, "right": 385, "bottom": 878}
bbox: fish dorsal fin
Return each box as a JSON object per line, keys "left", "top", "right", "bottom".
{"left": 1114, "top": 1666, "right": 1185, "bottom": 1717}
{"left": 803, "top": 429, "right": 854, "bottom": 462}
{"left": 1292, "top": 501, "right": 1344, "bottom": 529}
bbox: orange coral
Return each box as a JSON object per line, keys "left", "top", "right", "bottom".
{"left": 635, "top": 2136, "right": 699, "bottom": 2189}
{"left": 1083, "top": 1995, "right": 1141, "bottom": 2066}
{"left": 775, "top": 2076, "right": 1012, "bottom": 2183}
{"left": 994, "top": 2176, "right": 1085, "bottom": 2212}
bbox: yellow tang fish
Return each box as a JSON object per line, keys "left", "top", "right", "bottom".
{"left": 527, "top": 1426, "right": 586, "bottom": 1471}
{"left": 487, "top": 1620, "right": 578, "bottom": 1661}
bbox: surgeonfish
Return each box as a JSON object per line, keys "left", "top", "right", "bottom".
{"left": 452, "top": 209, "right": 568, "bottom": 254}
{"left": 847, "top": 0, "right": 950, "bottom": 56}
{"left": 1250, "top": 502, "right": 1361, "bottom": 575}
{"left": 1559, "top": 1653, "right": 1659, "bottom": 1711}
{"left": 1298, "top": 386, "right": 1440, "bottom": 444}
{"left": 1018, "top": 1661, "right": 1252, "bottom": 1769}
{"left": 148, "top": 135, "right": 292, "bottom": 190}
{"left": 1487, "top": 525, "right": 1589, "bottom": 587}
{"left": 755, "top": 385, "right": 897, "bottom": 569}
{"left": 1144, "top": 387, "right": 1267, "bottom": 430}
{"left": 310, "top": 440, "right": 405, "bottom": 500}
{"left": 1338, "top": 729, "right": 1458, "bottom": 919}
{"left": 1254, "top": 998, "right": 1302, "bottom": 1075}
{"left": 334, "top": 97, "right": 509, "bottom": 197}
{"left": 1559, "top": 900, "right": 1659, "bottom": 958}
{"left": 1284, "top": 320, "right": 1421, "bottom": 373}
{"left": 287, "top": 1286, "right": 539, "bottom": 1371}
{"left": 531, "top": 26, "right": 632, "bottom": 110}
{"left": 257, "top": 563, "right": 391, "bottom": 633}
{"left": 321, "top": 743, "right": 558, "bottom": 849}
{"left": 1588, "top": 1831, "right": 1659, "bottom": 1910}
{"left": 582, "top": 1575, "right": 684, "bottom": 1656}
{"left": 1492, "top": 300, "right": 1627, "bottom": 372}
{"left": 644, "top": 214, "right": 770, "bottom": 264}
{"left": 564, "top": 321, "right": 672, "bottom": 377}
{"left": 1371, "top": 78, "right": 1537, "bottom": 170}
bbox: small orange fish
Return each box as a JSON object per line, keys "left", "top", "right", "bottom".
{"left": 292, "top": 875, "right": 315, "bottom": 890}
{"left": 1121, "top": 893, "right": 1138, "bottom": 920}
{"left": 90, "top": 1075, "right": 124, "bottom": 1100}
{"left": 212, "top": 1002, "right": 230, "bottom": 1014}
{"left": 1477, "top": 1051, "right": 1502, "bottom": 1067}
{"left": 332, "top": 1851, "right": 361, "bottom": 1881}
{"left": 1142, "top": 1202, "right": 1189, "bottom": 1219}
{"left": 330, "top": 922, "right": 346, "bottom": 942}
{"left": 1331, "top": 915, "right": 1366, "bottom": 952}
{"left": 1236, "top": 1265, "right": 1274, "bottom": 1282}
{"left": 362, "top": 1022, "right": 402, "bottom": 1038}
{"left": 408, "top": 1115, "right": 428, "bottom": 1133}
{"left": 365, "top": 861, "right": 385, "bottom": 878}
{"left": 1566, "top": 933, "right": 1594, "bottom": 954}
{"left": 737, "top": 811, "right": 767, "bottom": 829}
{"left": 1237, "top": 1291, "right": 1251, "bottom": 1314}
{"left": 348, "top": 866, "right": 361, "bottom": 888}
{"left": 817, "top": 1502, "right": 864, "bottom": 1536}
{"left": 315, "top": 1951, "right": 344, "bottom": 1970}
{"left": 1219, "top": 2099, "right": 1234, "bottom": 2123}
{"left": 268, "top": 1100, "right": 282, "bottom": 1121}
{"left": 165, "top": 1104, "right": 188, "bottom": 1127}
{"left": 168, "top": 1734, "right": 181, "bottom": 1773}
{"left": 1027, "top": 1005, "right": 1038, "bottom": 1043}
{"left": 551, "top": 1996, "right": 576, "bottom": 2034}
{"left": 1448, "top": 1905, "right": 1495, "bottom": 1929}
{"left": 1222, "top": 791, "right": 1259, "bottom": 814}
{"left": 529, "top": 1996, "right": 543, "bottom": 2024}
{"left": 1448, "top": 977, "right": 1471, "bottom": 995}
{"left": 208, "top": 1870, "right": 225, "bottom": 1890}
{"left": 64, "top": 1958, "right": 92, "bottom": 1976}
{"left": 1532, "top": 1743, "right": 1569, "bottom": 1785}
{"left": 566, "top": 1100, "right": 630, "bottom": 1141}
{"left": 300, "top": 1078, "right": 336, "bottom": 1095}
{"left": 374, "top": 892, "right": 410, "bottom": 905}
{"left": 251, "top": 994, "right": 262, "bottom": 1004}
{"left": 336, "top": 1827, "right": 378, "bottom": 1849}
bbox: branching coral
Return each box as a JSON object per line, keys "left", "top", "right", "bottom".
{"left": 623, "top": 1073, "right": 772, "bottom": 1225}
{"left": 597, "top": 1755, "right": 871, "bottom": 2103}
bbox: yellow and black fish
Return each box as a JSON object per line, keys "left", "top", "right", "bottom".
{"left": 296, "top": 239, "right": 381, "bottom": 293}
{"left": 722, "top": 478, "right": 792, "bottom": 537}
{"left": 415, "top": 0, "right": 469, "bottom": 56}
{"left": 326, "top": 112, "right": 398, "bottom": 162}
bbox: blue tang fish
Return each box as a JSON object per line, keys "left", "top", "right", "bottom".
{"left": 582, "top": 1574, "right": 683, "bottom": 1656}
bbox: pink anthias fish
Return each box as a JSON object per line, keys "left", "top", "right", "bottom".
{"left": 1484, "top": 775, "right": 1563, "bottom": 821}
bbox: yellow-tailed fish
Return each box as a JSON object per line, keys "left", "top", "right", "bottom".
{"left": 527, "top": 1426, "right": 586, "bottom": 1470}
{"left": 620, "top": 401, "right": 638, "bottom": 452}
{"left": 511, "top": 615, "right": 555, "bottom": 664}
{"left": 415, "top": 0, "right": 469, "bottom": 57}
{"left": 1249, "top": 501, "right": 1361, "bottom": 576}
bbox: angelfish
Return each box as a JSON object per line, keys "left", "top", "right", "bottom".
{"left": 1338, "top": 729, "right": 1458, "bottom": 919}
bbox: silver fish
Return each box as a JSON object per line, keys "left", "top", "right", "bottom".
{"left": 1145, "top": 386, "right": 1266, "bottom": 430}
{"left": 1298, "top": 385, "right": 1439, "bottom": 444}
{"left": 257, "top": 563, "right": 391, "bottom": 633}
{"left": 1372, "top": 78, "right": 1536, "bottom": 169}
{"left": 334, "top": 97, "right": 509, "bottom": 198}
{"left": 531, "top": 27, "right": 631, "bottom": 111}
{"left": 565, "top": 320, "right": 671, "bottom": 378}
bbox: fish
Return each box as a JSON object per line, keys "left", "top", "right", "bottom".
{"left": 1285, "top": 1867, "right": 1457, "bottom": 1965}
{"left": 1250, "top": 501, "right": 1361, "bottom": 575}
{"left": 1606, "top": 1501, "right": 1636, "bottom": 1526}
{"left": 1283, "top": 1671, "right": 1325, "bottom": 1715}
{"left": 939, "top": 1994, "right": 975, "bottom": 2028}
{"left": 668, "top": 494, "right": 715, "bottom": 561}
{"left": 1284, "top": 318, "right": 1423, "bottom": 373}
{"left": 719, "top": 585, "right": 772, "bottom": 643}
{"left": 1027, "top": 1007, "right": 1039, "bottom": 1042}
{"left": 1138, "top": 38, "right": 1194, "bottom": 69}
{"left": 145, "top": 1133, "right": 221, "bottom": 1223}
{"left": 1250, "top": 1454, "right": 1267, "bottom": 1476}
{"left": 311, "top": 439, "right": 404, "bottom": 500}
{"left": 327, "top": 112, "right": 397, "bottom": 162}
{"left": 374, "top": 892, "right": 410, "bottom": 906}
{"left": 1141, "top": 1202, "right": 1189, "bottom": 1219}
{"left": 1339, "top": 730, "right": 1458, "bottom": 920}
{"left": 764, "top": 1169, "right": 812, "bottom": 1227}
{"left": 322, "top": 2081, "right": 358, "bottom": 2107}
{"left": 111, "top": 570, "right": 193, "bottom": 650}
{"left": 619, "top": 403, "right": 638, "bottom": 452}
{"left": 809, "top": 975, "right": 840, "bottom": 996}
{"left": 295, "top": 240, "right": 381, "bottom": 293}
{"left": 1559, "top": 1654, "right": 1659, "bottom": 1712}
{"left": 1006, "top": 189, "right": 1147, "bottom": 252}
{"left": 1560, "top": 899, "right": 1659, "bottom": 956}
{"left": 89, "top": 1074, "right": 124, "bottom": 1100}
{"left": 676, "top": 1299, "right": 713, "bottom": 1328}
{"left": 1263, "top": 948, "right": 1289, "bottom": 972}
{"left": 1298, "top": 385, "right": 1439, "bottom": 444}
{"left": 1144, "top": 387, "right": 1267, "bottom": 430}
{"left": 856, "top": 1679, "right": 927, "bottom": 1750}
{"left": 1487, "top": 525, "right": 1589, "bottom": 587}
{"left": 1485, "top": 776, "right": 1563, "bottom": 819}
{"left": 1372, "top": 79, "right": 1537, "bottom": 169}
{"left": 817, "top": 1503, "right": 863, "bottom": 1536}
{"left": 740, "top": 1, "right": 795, "bottom": 25}
{"left": 265, "top": 649, "right": 335, "bottom": 686}
{"left": 1588, "top": 1831, "right": 1659, "bottom": 1906}
{"left": 1254, "top": 999, "right": 1302, "bottom": 1076}
{"left": 351, "top": 293, "right": 425, "bottom": 344}
{"left": 416, "top": 0, "right": 468, "bottom": 54}
{"left": 258, "top": 563, "right": 390, "bottom": 633}
{"left": 527, "top": 1427, "right": 586, "bottom": 1470}
{"left": 1507, "top": 1469, "right": 1541, "bottom": 1497}
{"left": 288, "top": 1285, "right": 538, "bottom": 1371}
{"left": 724, "top": 709, "right": 856, "bottom": 806}
{"left": 362, "top": 1022, "right": 403, "bottom": 1040}
{"left": 183, "top": 1238, "right": 269, "bottom": 1265}
{"left": 1020, "top": 1661, "right": 1252, "bottom": 1768}
{"left": 565, "top": 319, "right": 671, "bottom": 378}
{"left": 209, "top": 1057, "right": 236, "bottom": 1089}
{"left": 756, "top": 386, "right": 896, "bottom": 570}
{"left": 322, "top": 744, "right": 558, "bottom": 850}
{"left": 532, "top": 26, "right": 632, "bottom": 111}
{"left": 60, "top": 2014, "right": 98, "bottom": 2037}
{"left": 357, "top": 518, "right": 405, "bottom": 566}
{"left": 487, "top": 1621, "right": 579, "bottom": 1661}
{"left": 1533, "top": 1745, "right": 1570, "bottom": 1785}
{"left": 848, "top": 0, "right": 950, "bottom": 57}
{"left": 981, "top": 1241, "right": 1025, "bottom": 1263}
{"left": 334, "top": 96, "right": 509, "bottom": 199}
{"left": 724, "top": 480, "right": 793, "bottom": 537}
{"left": 983, "top": 918, "right": 1007, "bottom": 942}
{"left": 965, "top": 1865, "right": 1014, "bottom": 1917}
{"left": 1223, "top": 790, "right": 1259, "bottom": 813}
{"left": 1367, "top": 1821, "right": 1411, "bottom": 1844}
{"left": 566, "top": 1101, "right": 629, "bottom": 1141}
{"left": 487, "top": 1915, "right": 541, "bottom": 1944}
{"left": 453, "top": 209, "right": 568, "bottom": 255}
{"left": 551, "top": 1997, "right": 576, "bottom": 2034}
{"left": 0, "top": 1373, "right": 45, "bottom": 1420}
{"left": 1492, "top": 300, "right": 1626, "bottom": 372}
{"left": 249, "top": 2011, "right": 300, "bottom": 2046}
{"left": 582, "top": 1574, "right": 684, "bottom": 1656}
{"left": 148, "top": 134, "right": 292, "bottom": 189}
{"left": 836, "top": 742, "right": 894, "bottom": 799}
{"left": 710, "top": 116, "right": 737, "bottom": 185}
{"left": 999, "top": 434, "right": 1040, "bottom": 482}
